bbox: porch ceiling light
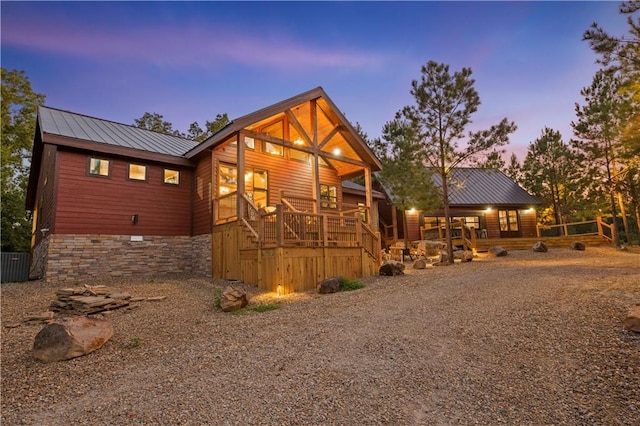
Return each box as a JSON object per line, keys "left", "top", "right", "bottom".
{"left": 485, "top": 207, "right": 492, "bottom": 213}
{"left": 333, "top": 148, "right": 341, "bottom": 156}
{"left": 293, "top": 138, "right": 304, "bottom": 145}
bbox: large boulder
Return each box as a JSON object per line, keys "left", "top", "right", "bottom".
{"left": 532, "top": 241, "right": 548, "bottom": 253}
{"left": 32, "top": 316, "right": 114, "bottom": 363}
{"left": 487, "top": 246, "right": 508, "bottom": 257}
{"left": 379, "top": 261, "right": 405, "bottom": 276}
{"left": 412, "top": 258, "right": 428, "bottom": 269}
{"left": 453, "top": 250, "right": 474, "bottom": 262}
{"left": 318, "top": 277, "right": 341, "bottom": 294}
{"left": 570, "top": 241, "right": 586, "bottom": 251}
{"left": 220, "top": 286, "right": 249, "bottom": 312}
{"left": 624, "top": 303, "right": 640, "bottom": 333}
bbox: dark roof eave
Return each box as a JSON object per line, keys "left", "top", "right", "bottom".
{"left": 44, "top": 133, "right": 195, "bottom": 167}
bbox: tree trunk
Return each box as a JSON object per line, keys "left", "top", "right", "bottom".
{"left": 441, "top": 171, "right": 454, "bottom": 265}
{"left": 611, "top": 161, "right": 631, "bottom": 244}
{"left": 628, "top": 173, "right": 640, "bottom": 244}
{"left": 402, "top": 205, "right": 410, "bottom": 250}
{"left": 617, "top": 190, "right": 630, "bottom": 244}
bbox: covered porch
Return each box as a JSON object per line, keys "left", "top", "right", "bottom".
{"left": 194, "top": 88, "right": 383, "bottom": 293}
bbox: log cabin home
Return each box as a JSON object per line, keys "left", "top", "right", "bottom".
{"left": 383, "top": 168, "right": 542, "bottom": 253}
{"left": 26, "top": 87, "right": 383, "bottom": 293}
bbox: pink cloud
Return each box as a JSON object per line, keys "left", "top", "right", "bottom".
{"left": 2, "top": 16, "right": 386, "bottom": 71}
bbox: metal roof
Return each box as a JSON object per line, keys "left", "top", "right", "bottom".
{"left": 433, "top": 168, "right": 540, "bottom": 206}
{"left": 38, "top": 106, "right": 198, "bottom": 157}
{"left": 341, "top": 180, "right": 386, "bottom": 199}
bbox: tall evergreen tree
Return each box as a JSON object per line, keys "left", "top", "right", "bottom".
{"left": 187, "top": 113, "right": 230, "bottom": 142}
{"left": 370, "top": 119, "right": 439, "bottom": 248}
{"left": 1, "top": 68, "right": 46, "bottom": 252}
{"left": 520, "top": 128, "right": 584, "bottom": 230}
{"left": 133, "top": 112, "right": 185, "bottom": 137}
{"left": 572, "top": 70, "right": 631, "bottom": 245}
{"left": 400, "top": 61, "right": 516, "bottom": 263}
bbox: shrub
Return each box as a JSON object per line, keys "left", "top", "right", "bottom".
{"left": 340, "top": 277, "right": 365, "bottom": 291}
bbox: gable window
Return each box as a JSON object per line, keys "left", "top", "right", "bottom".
{"left": 128, "top": 164, "right": 147, "bottom": 181}
{"left": 262, "top": 120, "right": 284, "bottom": 156}
{"left": 230, "top": 136, "right": 255, "bottom": 149}
{"left": 264, "top": 141, "right": 283, "bottom": 156}
{"left": 89, "top": 158, "right": 110, "bottom": 177}
{"left": 320, "top": 184, "right": 337, "bottom": 209}
{"left": 164, "top": 169, "right": 180, "bottom": 185}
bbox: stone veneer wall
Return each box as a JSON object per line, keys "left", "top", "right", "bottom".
{"left": 191, "top": 234, "right": 212, "bottom": 277}
{"left": 42, "top": 234, "right": 211, "bottom": 283}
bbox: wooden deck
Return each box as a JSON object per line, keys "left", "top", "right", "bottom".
{"left": 212, "top": 204, "right": 381, "bottom": 293}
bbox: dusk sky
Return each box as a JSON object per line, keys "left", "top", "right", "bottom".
{"left": 1, "top": 1, "right": 630, "bottom": 159}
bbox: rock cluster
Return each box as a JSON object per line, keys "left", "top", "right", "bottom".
{"left": 49, "top": 285, "right": 132, "bottom": 315}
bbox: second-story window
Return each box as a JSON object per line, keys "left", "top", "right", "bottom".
{"left": 89, "top": 157, "right": 110, "bottom": 177}
{"left": 128, "top": 164, "right": 147, "bottom": 181}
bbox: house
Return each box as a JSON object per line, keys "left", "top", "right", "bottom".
{"left": 26, "top": 87, "right": 383, "bottom": 292}
{"left": 404, "top": 167, "right": 541, "bottom": 247}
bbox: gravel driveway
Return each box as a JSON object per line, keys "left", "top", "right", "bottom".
{"left": 2, "top": 246, "right": 639, "bottom": 425}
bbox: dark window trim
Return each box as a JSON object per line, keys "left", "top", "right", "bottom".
{"left": 163, "top": 168, "right": 181, "bottom": 186}
{"left": 87, "top": 156, "right": 112, "bottom": 178}
{"left": 127, "top": 163, "right": 148, "bottom": 182}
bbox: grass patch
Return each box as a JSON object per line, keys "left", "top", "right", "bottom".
{"left": 126, "top": 337, "right": 142, "bottom": 349}
{"left": 213, "top": 288, "right": 223, "bottom": 308}
{"left": 250, "top": 304, "right": 280, "bottom": 312}
{"left": 340, "top": 277, "right": 365, "bottom": 291}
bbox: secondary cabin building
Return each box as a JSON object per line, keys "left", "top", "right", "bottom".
{"left": 26, "top": 87, "right": 383, "bottom": 293}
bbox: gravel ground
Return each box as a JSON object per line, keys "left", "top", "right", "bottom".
{"left": 2, "top": 246, "right": 639, "bottom": 425}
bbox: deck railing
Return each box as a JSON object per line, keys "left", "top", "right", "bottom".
{"left": 238, "top": 197, "right": 379, "bottom": 259}
{"left": 421, "top": 220, "right": 476, "bottom": 251}
{"left": 536, "top": 216, "right": 614, "bottom": 241}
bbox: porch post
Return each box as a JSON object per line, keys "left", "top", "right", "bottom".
{"left": 364, "top": 167, "right": 373, "bottom": 225}
{"left": 237, "top": 132, "right": 246, "bottom": 220}
{"left": 311, "top": 99, "right": 321, "bottom": 214}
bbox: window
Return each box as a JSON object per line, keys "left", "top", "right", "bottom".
{"left": 320, "top": 184, "right": 337, "bottom": 209}
{"left": 164, "top": 169, "right": 180, "bottom": 185}
{"left": 128, "top": 164, "right": 147, "bottom": 181}
{"left": 262, "top": 120, "right": 284, "bottom": 156}
{"left": 264, "top": 141, "right": 283, "bottom": 156}
{"left": 252, "top": 170, "right": 268, "bottom": 208}
{"left": 217, "top": 163, "right": 238, "bottom": 222}
{"left": 499, "top": 210, "right": 519, "bottom": 232}
{"left": 219, "top": 164, "right": 237, "bottom": 195}
{"left": 89, "top": 158, "right": 110, "bottom": 177}
{"left": 244, "top": 137, "right": 255, "bottom": 149}
{"left": 290, "top": 147, "right": 310, "bottom": 163}
{"left": 230, "top": 136, "right": 255, "bottom": 149}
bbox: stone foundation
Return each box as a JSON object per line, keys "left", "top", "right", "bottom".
{"left": 36, "top": 234, "right": 212, "bottom": 283}
{"left": 192, "top": 234, "right": 212, "bottom": 277}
